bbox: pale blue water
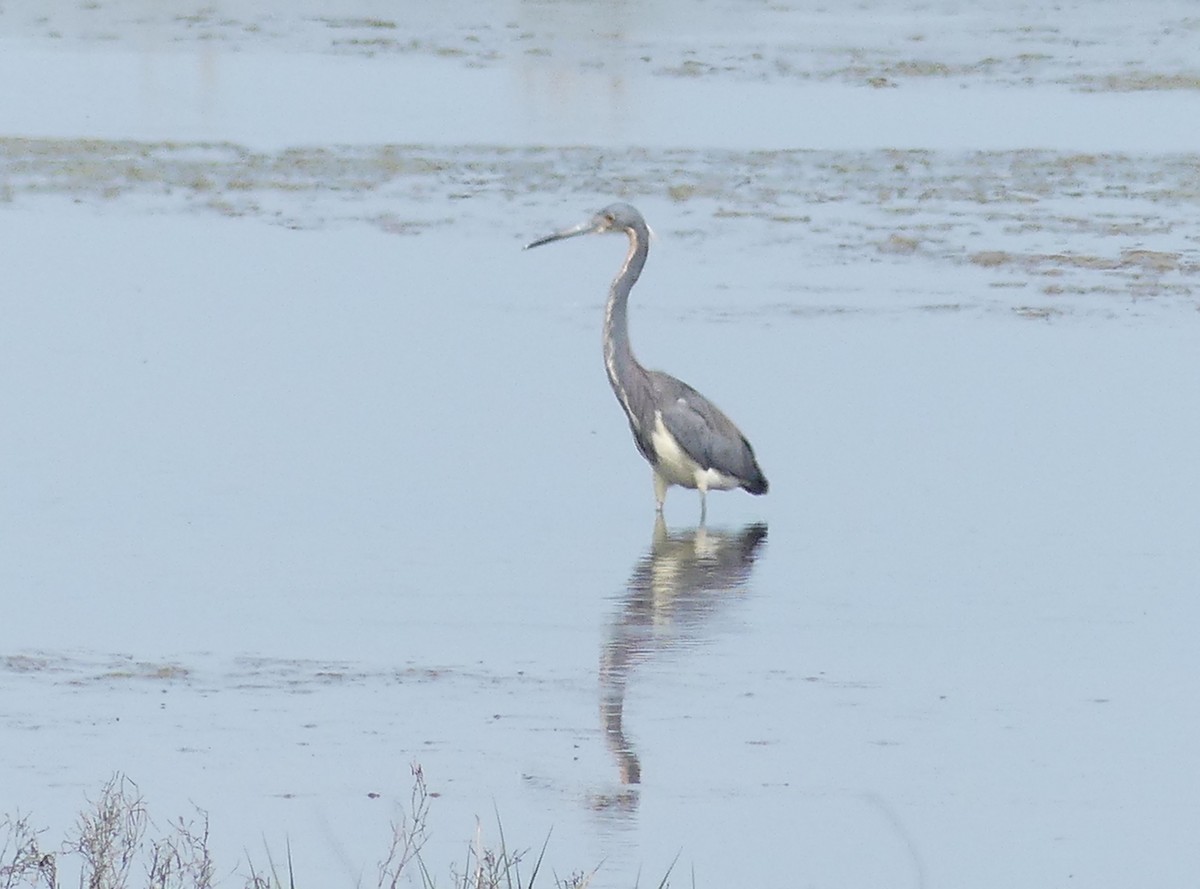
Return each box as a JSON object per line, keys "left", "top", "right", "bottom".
{"left": 2, "top": 3, "right": 1199, "bottom": 887}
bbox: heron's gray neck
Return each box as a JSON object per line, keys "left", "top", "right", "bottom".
{"left": 603, "top": 227, "right": 649, "bottom": 430}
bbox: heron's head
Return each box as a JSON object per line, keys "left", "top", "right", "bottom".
{"left": 525, "top": 202, "right": 648, "bottom": 250}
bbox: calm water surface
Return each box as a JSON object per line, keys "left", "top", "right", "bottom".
{"left": 1, "top": 3, "right": 1199, "bottom": 888}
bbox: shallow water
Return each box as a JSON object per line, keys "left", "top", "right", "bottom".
{"left": 2, "top": 3, "right": 1200, "bottom": 888}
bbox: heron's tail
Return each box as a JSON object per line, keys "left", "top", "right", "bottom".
{"left": 742, "top": 470, "right": 769, "bottom": 496}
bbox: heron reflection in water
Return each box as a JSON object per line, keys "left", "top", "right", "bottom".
{"left": 598, "top": 516, "right": 768, "bottom": 795}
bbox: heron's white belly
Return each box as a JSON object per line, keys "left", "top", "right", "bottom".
{"left": 650, "top": 412, "right": 740, "bottom": 492}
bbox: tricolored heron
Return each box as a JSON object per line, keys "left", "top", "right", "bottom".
{"left": 526, "top": 203, "right": 768, "bottom": 520}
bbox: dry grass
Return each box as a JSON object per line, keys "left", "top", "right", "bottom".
{"left": 0, "top": 813, "right": 57, "bottom": 888}
{"left": 67, "top": 775, "right": 146, "bottom": 889}
{"left": 1, "top": 768, "right": 666, "bottom": 889}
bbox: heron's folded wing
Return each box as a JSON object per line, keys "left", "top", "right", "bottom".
{"left": 659, "top": 393, "right": 757, "bottom": 481}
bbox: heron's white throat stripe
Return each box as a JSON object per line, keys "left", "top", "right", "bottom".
{"left": 603, "top": 234, "right": 643, "bottom": 431}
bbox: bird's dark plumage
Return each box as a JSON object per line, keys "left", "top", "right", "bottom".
{"left": 526, "top": 203, "right": 767, "bottom": 518}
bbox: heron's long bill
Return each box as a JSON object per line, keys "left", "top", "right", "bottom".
{"left": 524, "top": 218, "right": 597, "bottom": 250}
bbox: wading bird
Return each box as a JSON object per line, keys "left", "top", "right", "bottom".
{"left": 526, "top": 203, "right": 768, "bottom": 520}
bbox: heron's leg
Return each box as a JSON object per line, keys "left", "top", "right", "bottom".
{"left": 653, "top": 471, "right": 668, "bottom": 512}
{"left": 652, "top": 512, "right": 668, "bottom": 546}
{"left": 699, "top": 489, "right": 708, "bottom": 526}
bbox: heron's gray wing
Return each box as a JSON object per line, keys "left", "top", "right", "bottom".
{"left": 652, "top": 374, "right": 764, "bottom": 486}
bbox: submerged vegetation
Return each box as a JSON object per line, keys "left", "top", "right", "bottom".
{"left": 1, "top": 136, "right": 1195, "bottom": 311}
{"left": 0, "top": 767, "right": 660, "bottom": 889}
